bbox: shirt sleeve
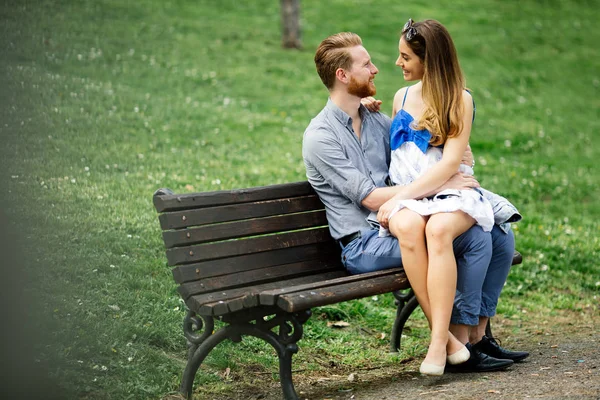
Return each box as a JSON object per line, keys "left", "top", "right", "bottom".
{"left": 303, "top": 128, "right": 376, "bottom": 207}
{"left": 378, "top": 113, "right": 392, "bottom": 168}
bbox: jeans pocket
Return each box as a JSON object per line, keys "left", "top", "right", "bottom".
{"left": 341, "top": 238, "right": 363, "bottom": 274}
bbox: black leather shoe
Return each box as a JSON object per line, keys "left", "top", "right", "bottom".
{"left": 474, "top": 335, "right": 529, "bottom": 362}
{"left": 445, "top": 343, "right": 513, "bottom": 373}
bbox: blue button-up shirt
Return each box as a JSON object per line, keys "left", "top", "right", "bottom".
{"left": 302, "top": 99, "right": 392, "bottom": 240}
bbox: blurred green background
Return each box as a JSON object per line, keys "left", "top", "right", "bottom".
{"left": 1, "top": 0, "right": 598, "bottom": 398}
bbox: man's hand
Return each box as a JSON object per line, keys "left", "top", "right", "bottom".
{"left": 361, "top": 96, "right": 382, "bottom": 112}
{"left": 462, "top": 144, "right": 474, "bottom": 167}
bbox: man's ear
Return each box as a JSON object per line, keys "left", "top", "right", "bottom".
{"left": 335, "top": 68, "right": 349, "bottom": 84}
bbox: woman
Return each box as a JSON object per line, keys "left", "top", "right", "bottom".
{"left": 377, "top": 19, "right": 495, "bottom": 375}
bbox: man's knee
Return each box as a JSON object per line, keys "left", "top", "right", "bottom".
{"left": 453, "top": 225, "right": 491, "bottom": 255}
{"left": 491, "top": 225, "right": 515, "bottom": 256}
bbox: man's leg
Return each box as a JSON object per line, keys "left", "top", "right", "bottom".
{"left": 470, "top": 225, "right": 515, "bottom": 342}
{"left": 447, "top": 225, "right": 523, "bottom": 371}
{"left": 340, "top": 229, "right": 402, "bottom": 275}
{"left": 449, "top": 225, "right": 492, "bottom": 343}
{"left": 468, "top": 226, "right": 529, "bottom": 362}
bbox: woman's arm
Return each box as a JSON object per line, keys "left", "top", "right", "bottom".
{"left": 377, "top": 91, "right": 475, "bottom": 226}
{"left": 395, "top": 91, "right": 473, "bottom": 199}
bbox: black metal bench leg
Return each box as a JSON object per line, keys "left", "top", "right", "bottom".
{"left": 277, "top": 343, "right": 299, "bottom": 400}
{"left": 268, "top": 311, "right": 310, "bottom": 400}
{"left": 179, "top": 309, "right": 310, "bottom": 400}
{"left": 179, "top": 310, "right": 217, "bottom": 398}
{"left": 180, "top": 327, "right": 231, "bottom": 398}
{"left": 390, "top": 289, "right": 420, "bottom": 352}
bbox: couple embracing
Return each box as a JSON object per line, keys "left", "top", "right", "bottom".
{"left": 302, "top": 19, "right": 528, "bottom": 375}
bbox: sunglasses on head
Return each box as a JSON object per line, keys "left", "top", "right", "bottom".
{"left": 402, "top": 18, "right": 418, "bottom": 41}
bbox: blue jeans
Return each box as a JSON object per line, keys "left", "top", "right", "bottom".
{"left": 340, "top": 225, "right": 514, "bottom": 326}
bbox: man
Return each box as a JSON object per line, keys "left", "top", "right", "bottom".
{"left": 302, "top": 32, "right": 528, "bottom": 372}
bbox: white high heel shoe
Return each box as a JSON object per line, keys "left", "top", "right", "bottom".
{"left": 419, "top": 361, "right": 445, "bottom": 376}
{"left": 447, "top": 346, "right": 470, "bottom": 365}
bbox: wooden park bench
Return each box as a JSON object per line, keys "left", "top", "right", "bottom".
{"left": 153, "top": 181, "right": 522, "bottom": 400}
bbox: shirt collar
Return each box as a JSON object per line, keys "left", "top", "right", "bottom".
{"left": 326, "top": 98, "right": 368, "bottom": 127}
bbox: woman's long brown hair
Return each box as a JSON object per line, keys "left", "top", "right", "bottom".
{"left": 404, "top": 20, "right": 467, "bottom": 146}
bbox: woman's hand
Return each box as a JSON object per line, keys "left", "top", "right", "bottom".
{"left": 361, "top": 96, "right": 382, "bottom": 112}
{"left": 439, "top": 172, "right": 480, "bottom": 192}
{"left": 377, "top": 196, "right": 398, "bottom": 230}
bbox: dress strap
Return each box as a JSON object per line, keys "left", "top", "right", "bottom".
{"left": 401, "top": 86, "right": 410, "bottom": 109}
{"left": 466, "top": 89, "right": 476, "bottom": 122}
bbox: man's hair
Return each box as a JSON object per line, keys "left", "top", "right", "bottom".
{"left": 403, "top": 20, "right": 466, "bottom": 146}
{"left": 314, "top": 32, "right": 362, "bottom": 90}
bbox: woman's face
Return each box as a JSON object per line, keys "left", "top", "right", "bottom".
{"left": 395, "top": 37, "right": 424, "bottom": 81}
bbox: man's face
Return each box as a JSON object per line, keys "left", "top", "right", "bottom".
{"left": 346, "top": 45, "right": 378, "bottom": 98}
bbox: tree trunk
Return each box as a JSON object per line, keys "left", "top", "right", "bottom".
{"left": 281, "top": 0, "right": 302, "bottom": 49}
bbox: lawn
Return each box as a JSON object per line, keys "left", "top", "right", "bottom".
{"left": 0, "top": 0, "right": 598, "bottom": 399}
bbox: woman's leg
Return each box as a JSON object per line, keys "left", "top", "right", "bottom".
{"left": 388, "top": 209, "right": 430, "bottom": 320}
{"left": 389, "top": 208, "right": 431, "bottom": 318}
{"left": 389, "top": 210, "right": 467, "bottom": 368}
{"left": 423, "top": 211, "right": 476, "bottom": 367}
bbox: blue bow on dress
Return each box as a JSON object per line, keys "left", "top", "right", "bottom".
{"left": 390, "top": 109, "right": 432, "bottom": 153}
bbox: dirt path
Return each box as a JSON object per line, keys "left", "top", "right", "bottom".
{"left": 302, "top": 332, "right": 599, "bottom": 399}
{"left": 203, "top": 310, "right": 599, "bottom": 400}
{"left": 293, "top": 313, "right": 600, "bottom": 400}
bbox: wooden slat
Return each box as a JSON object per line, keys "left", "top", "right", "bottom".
{"left": 154, "top": 181, "right": 315, "bottom": 212}
{"left": 171, "top": 241, "right": 341, "bottom": 284}
{"left": 159, "top": 195, "right": 323, "bottom": 230}
{"left": 178, "top": 258, "right": 343, "bottom": 300}
{"left": 166, "top": 227, "right": 333, "bottom": 266}
{"left": 277, "top": 272, "right": 410, "bottom": 313}
{"left": 162, "top": 210, "right": 328, "bottom": 248}
{"left": 259, "top": 267, "right": 405, "bottom": 306}
{"left": 187, "top": 271, "right": 348, "bottom": 316}
{"left": 185, "top": 252, "right": 521, "bottom": 313}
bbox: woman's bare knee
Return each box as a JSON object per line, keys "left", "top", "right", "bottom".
{"left": 389, "top": 210, "right": 426, "bottom": 251}
{"left": 426, "top": 212, "right": 474, "bottom": 245}
{"left": 389, "top": 210, "right": 426, "bottom": 237}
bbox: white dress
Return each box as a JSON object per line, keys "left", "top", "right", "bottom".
{"left": 381, "top": 107, "right": 495, "bottom": 234}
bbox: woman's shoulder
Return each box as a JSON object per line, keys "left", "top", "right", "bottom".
{"left": 392, "top": 85, "right": 412, "bottom": 116}
{"left": 393, "top": 86, "right": 411, "bottom": 102}
{"left": 461, "top": 90, "right": 474, "bottom": 111}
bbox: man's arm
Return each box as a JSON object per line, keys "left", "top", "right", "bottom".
{"left": 362, "top": 172, "right": 479, "bottom": 212}
{"left": 305, "top": 110, "right": 478, "bottom": 213}
{"left": 303, "top": 128, "right": 376, "bottom": 208}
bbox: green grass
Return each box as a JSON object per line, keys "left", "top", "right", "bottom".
{"left": 1, "top": 0, "right": 598, "bottom": 398}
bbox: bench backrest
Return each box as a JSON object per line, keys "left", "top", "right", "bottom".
{"left": 153, "top": 181, "right": 345, "bottom": 313}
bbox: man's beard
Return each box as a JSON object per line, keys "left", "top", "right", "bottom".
{"left": 347, "top": 75, "right": 376, "bottom": 98}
